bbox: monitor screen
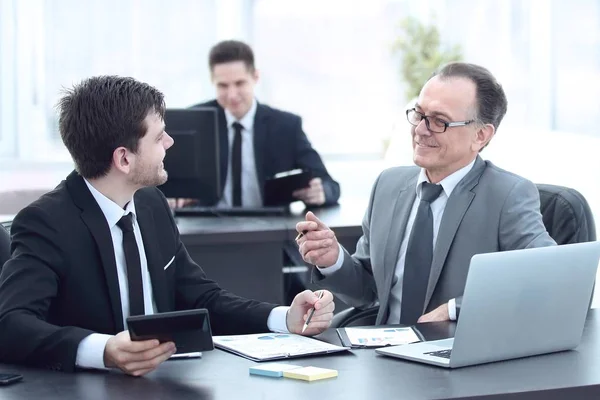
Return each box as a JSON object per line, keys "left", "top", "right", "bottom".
{"left": 158, "top": 108, "right": 221, "bottom": 205}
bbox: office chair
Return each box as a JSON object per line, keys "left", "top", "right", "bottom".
{"left": 331, "top": 183, "right": 597, "bottom": 328}
{"left": 0, "top": 224, "right": 11, "bottom": 271}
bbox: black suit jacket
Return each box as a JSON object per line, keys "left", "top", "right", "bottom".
{"left": 0, "top": 171, "right": 277, "bottom": 372}
{"left": 192, "top": 100, "right": 340, "bottom": 206}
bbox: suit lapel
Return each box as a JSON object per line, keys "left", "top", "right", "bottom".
{"left": 381, "top": 175, "right": 418, "bottom": 313}
{"left": 253, "top": 104, "right": 268, "bottom": 193}
{"left": 424, "top": 157, "right": 487, "bottom": 309}
{"left": 66, "top": 172, "right": 124, "bottom": 332}
{"left": 135, "top": 202, "right": 170, "bottom": 313}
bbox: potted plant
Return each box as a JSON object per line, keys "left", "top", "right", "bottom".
{"left": 383, "top": 16, "right": 462, "bottom": 161}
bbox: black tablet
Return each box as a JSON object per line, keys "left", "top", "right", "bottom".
{"left": 264, "top": 169, "right": 313, "bottom": 206}
{"left": 127, "top": 309, "right": 214, "bottom": 354}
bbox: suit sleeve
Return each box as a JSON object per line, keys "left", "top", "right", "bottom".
{"left": 499, "top": 179, "right": 556, "bottom": 250}
{"left": 310, "top": 175, "right": 380, "bottom": 308}
{"left": 156, "top": 191, "right": 278, "bottom": 335}
{"left": 0, "top": 206, "right": 94, "bottom": 372}
{"left": 292, "top": 117, "right": 341, "bottom": 205}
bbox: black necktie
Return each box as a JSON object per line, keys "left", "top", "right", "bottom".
{"left": 117, "top": 213, "right": 145, "bottom": 317}
{"left": 400, "top": 182, "right": 444, "bottom": 325}
{"left": 231, "top": 122, "right": 243, "bottom": 207}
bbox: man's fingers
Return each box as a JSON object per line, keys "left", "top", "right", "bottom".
{"left": 292, "top": 188, "right": 310, "bottom": 198}
{"left": 123, "top": 338, "right": 160, "bottom": 353}
{"left": 300, "top": 238, "right": 334, "bottom": 254}
{"left": 304, "top": 247, "right": 333, "bottom": 263}
{"left": 129, "top": 367, "right": 157, "bottom": 377}
{"left": 122, "top": 346, "right": 176, "bottom": 375}
{"left": 305, "top": 211, "right": 328, "bottom": 229}
{"left": 300, "top": 230, "right": 334, "bottom": 241}
{"left": 304, "top": 312, "right": 334, "bottom": 324}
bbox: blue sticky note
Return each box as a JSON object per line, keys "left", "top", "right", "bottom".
{"left": 249, "top": 363, "right": 302, "bottom": 378}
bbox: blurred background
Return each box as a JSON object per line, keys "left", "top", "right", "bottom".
{"left": 1, "top": 0, "right": 598, "bottom": 231}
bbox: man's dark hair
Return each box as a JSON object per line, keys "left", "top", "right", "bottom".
{"left": 208, "top": 40, "right": 255, "bottom": 72}
{"left": 432, "top": 62, "right": 508, "bottom": 131}
{"left": 57, "top": 76, "right": 166, "bottom": 179}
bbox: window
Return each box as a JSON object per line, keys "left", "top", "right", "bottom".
{"left": 1, "top": 0, "right": 219, "bottom": 162}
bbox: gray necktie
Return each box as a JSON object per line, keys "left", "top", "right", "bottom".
{"left": 400, "top": 182, "right": 443, "bottom": 325}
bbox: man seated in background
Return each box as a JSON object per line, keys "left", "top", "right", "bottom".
{"left": 296, "top": 62, "right": 555, "bottom": 326}
{"left": 0, "top": 76, "right": 335, "bottom": 376}
{"left": 173, "top": 39, "right": 340, "bottom": 209}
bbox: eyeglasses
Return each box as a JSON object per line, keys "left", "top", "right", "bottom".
{"left": 406, "top": 108, "right": 475, "bottom": 133}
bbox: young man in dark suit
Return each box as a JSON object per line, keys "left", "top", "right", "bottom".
{"left": 175, "top": 40, "right": 340, "bottom": 208}
{"left": 0, "top": 76, "right": 335, "bottom": 376}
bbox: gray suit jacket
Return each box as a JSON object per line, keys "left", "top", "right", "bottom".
{"left": 312, "top": 156, "right": 556, "bottom": 324}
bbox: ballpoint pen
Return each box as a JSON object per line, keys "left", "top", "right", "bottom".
{"left": 301, "top": 291, "right": 324, "bottom": 333}
{"left": 295, "top": 230, "right": 308, "bottom": 241}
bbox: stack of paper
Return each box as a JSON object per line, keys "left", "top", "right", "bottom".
{"left": 283, "top": 366, "right": 338, "bottom": 382}
{"left": 249, "top": 363, "right": 302, "bottom": 378}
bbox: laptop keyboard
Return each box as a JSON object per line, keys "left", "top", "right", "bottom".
{"left": 424, "top": 349, "right": 452, "bottom": 359}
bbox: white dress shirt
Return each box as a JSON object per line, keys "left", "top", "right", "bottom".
{"left": 319, "top": 158, "right": 477, "bottom": 323}
{"left": 217, "top": 98, "right": 263, "bottom": 208}
{"left": 76, "top": 180, "right": 289, "bottom": 370}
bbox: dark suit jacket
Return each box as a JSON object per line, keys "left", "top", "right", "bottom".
{"left": 192, "top": 100, "right": 340, "bottom": 206}
{"left": 0, "top": 171, "right": 277, "bottom": 372}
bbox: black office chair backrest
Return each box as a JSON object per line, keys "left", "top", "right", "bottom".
{"left": 332, "top": 183, "right": 597, "bottom": 328}
{"left": 537, "top": 184, "right": 596, "bottom": 244}
{"left": 0, "top": 225, "right": 10, "bottom": 270}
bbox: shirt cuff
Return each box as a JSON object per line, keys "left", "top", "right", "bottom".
{"left": 267, "top": 306, "right": 290, "bottom": 333}
{"left": 448, "top": 298, "right": 457, "bottom": 321}
{"left": 75, "top": 333, "right": 113, "bottom": 370}
{"left": 316, "top": 243, "right": 344, "bottom": 276}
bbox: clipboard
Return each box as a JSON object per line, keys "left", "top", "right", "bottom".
{"left": 336, "top": 325, "right": 424, "bottom": 348}
{"left": 213, "top": 333, "right": 349, "bottom": 362}
{"left": 263, "top": 169, "right": 313, "bottom": 206}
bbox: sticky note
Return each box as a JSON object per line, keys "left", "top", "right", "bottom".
{"left": 249, "top": 363, "right": 302, "bottom": 378}
{"left": 283, "top": 366, "right": 338, "bottom": 382}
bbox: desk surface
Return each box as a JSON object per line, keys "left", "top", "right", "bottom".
{"left": 1, "top": 310, "right": 599, "bottom": 400}
{"left": 176, "top": 199, "right": 367, "bottom": 242}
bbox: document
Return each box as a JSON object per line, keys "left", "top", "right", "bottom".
{"left": 213, "top": 333, "right": 349, "bottom": 362}
{"left": 337, "top": 326, "right": 421, "bottom": 348}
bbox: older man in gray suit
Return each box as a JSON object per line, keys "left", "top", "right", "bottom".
{"left": 296, "top": 62, "right": 555, "bottom": 325}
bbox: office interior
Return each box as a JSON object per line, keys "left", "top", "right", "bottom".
{"left": 1, "top": 0, "right": 599, "bottom": 299}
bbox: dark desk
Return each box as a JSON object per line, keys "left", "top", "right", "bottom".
{"left": 2, "top": 311, "right": 600, "bottom": 399}
{"left": 176, "top": 200, "right": 366, "bottom": 304}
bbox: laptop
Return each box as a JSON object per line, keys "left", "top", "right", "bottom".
{"left": 376, "top": 242, "right": 600, "bottom": 368}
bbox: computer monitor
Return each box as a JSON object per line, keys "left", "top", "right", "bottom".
{"left": 157, "top": 108, "right": 221, "bottom": 206}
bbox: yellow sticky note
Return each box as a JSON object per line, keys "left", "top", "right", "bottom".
{"left": 283, "top": 366, "right": 338, "bottom": 382}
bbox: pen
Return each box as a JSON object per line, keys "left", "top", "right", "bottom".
{"left": 301, "top": 291, "right": 324, "bottom": 333}
{"left": 295, "top": 230, "right": 308, "bottom": 241}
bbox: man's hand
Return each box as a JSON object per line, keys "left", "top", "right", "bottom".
{"left": 296, "top": 211, "right": 339, "bottom": 267}
{"left": 292, "top": 178, "right": 326, "bottom": 206}
{"left": 286, "top": 290, "right": 335, "bottom": 336}
{"left": 104, "top": 331, "right": 177, "bottom": 376}
{"left": 417, "top": 303, "right": 450, "bottom": 323}
{"left": 166, "top": 198, "right": 196, "bottom": 209}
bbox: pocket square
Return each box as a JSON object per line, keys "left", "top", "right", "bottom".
{"left": 164, "top": 256, "right": 175, "bottom": 270}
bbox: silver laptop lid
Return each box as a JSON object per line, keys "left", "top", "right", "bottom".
{"left": 450, "top": 242, "right": 600, "bottom": 368}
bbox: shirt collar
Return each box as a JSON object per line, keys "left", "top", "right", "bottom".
{"left": 415, "top": 158, "right": 477, "bottom": 199}
{"left": 224, "top": 98, "right": 257, "bottom": 131}
{"left": 84, "top": 179, "right": 137, "bottom": 228}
